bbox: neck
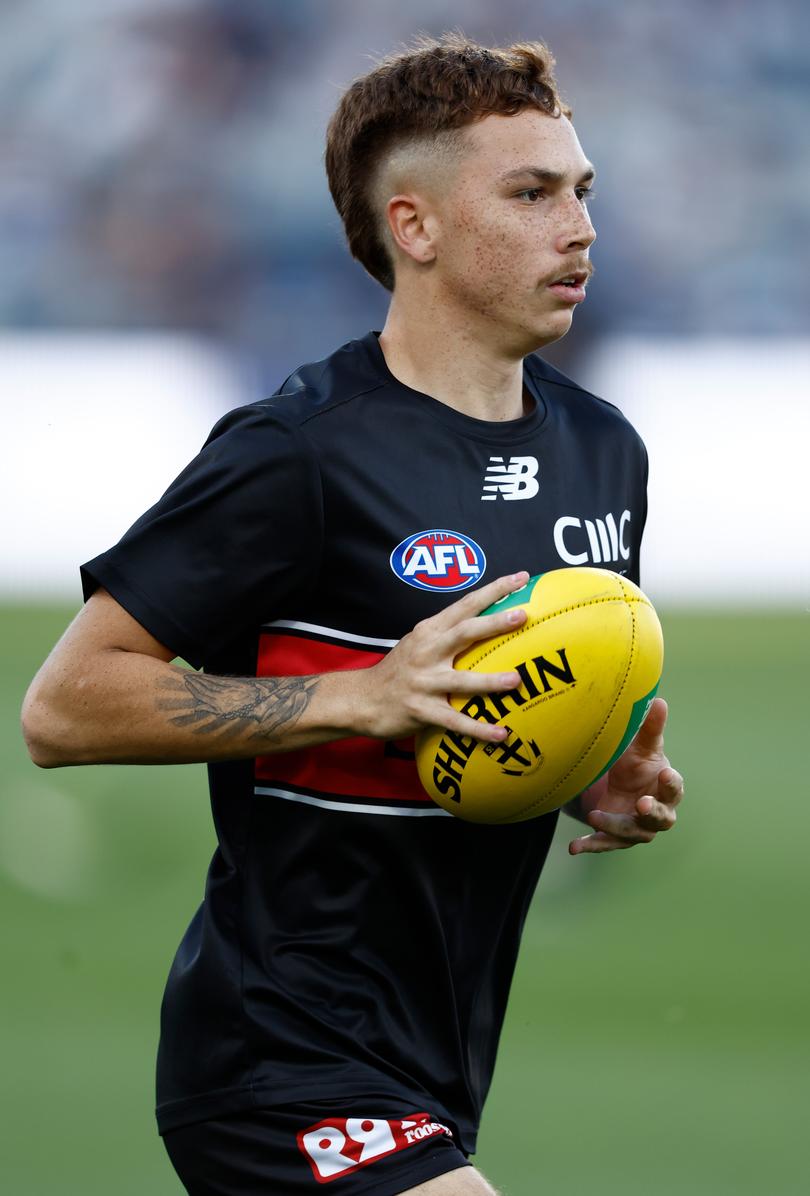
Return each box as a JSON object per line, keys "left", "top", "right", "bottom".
{"left": 378, "top": 289, "right": 530, "bottom": 422}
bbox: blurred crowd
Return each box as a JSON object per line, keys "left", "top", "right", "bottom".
{"left": 1, "top": 0, "right": 808, "bottom": 387}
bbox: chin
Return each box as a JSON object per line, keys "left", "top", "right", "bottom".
{"left": 528, "top": 313, "right": 574, "bottom": 352}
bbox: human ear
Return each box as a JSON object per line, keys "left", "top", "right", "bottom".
{"left": 385, "top": 194, "right": 438, "bottom": 266}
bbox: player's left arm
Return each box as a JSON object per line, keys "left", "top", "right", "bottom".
{"left": 564, "top": 697, "right": 684, "bottom": 854}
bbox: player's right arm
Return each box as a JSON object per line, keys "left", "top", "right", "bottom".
{"left": 21, "top": 573, "right": 528, "bottom": 769}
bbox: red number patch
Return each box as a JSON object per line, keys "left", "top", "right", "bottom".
{"left": 298, "top": 1112, "right": 452, "bottom": 1183}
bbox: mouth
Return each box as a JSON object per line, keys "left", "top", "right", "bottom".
{"left": 546, "top": 270, "right": 589, "bottom": 304}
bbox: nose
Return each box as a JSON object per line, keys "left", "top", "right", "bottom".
{"left": 556, "top": 194, "right": 596, "bottom": 253}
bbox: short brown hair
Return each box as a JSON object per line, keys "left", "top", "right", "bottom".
{"left": 325, "top": 32, "right": 571, "bottom": 291}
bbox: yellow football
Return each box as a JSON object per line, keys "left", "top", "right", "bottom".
{"left": 415, "top": 567, "right": 664, "bottom": 822}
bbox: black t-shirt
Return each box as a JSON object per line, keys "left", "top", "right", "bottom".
{"left": 81, "top": 331, "right": 648, "bottom": 1151}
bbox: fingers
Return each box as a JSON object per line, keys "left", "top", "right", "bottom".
{"left": 569, "top": 812, "right": 657, "bottom": 854}
{"left": 569, "top": 831, "right": 640, "bottom": 855}
{"left": 411, "top": 570, "right": 531, "bottom": 680}
{"left": 439, "top": 570, "right": 532, "bottom": 655}
{"left": 428, "top": 703, "right": 507, "bottom": 744}
{"left": 443, "top": 668, "right": 522, "bottom": 695}
{"left": 445, "top": 607, "right": 528, "bottom": 655}
{"left": 433, "top": 571, "right": 530, "bottom": 630}
{"left": 421, "top": 668, "right": 524, "bottom": 742}
{"left": 569, "top": 772, "right": 683, "bottom": 854}
{"left": 652, "top": 767, "right": 685, "bottom": 809}
{"left": 588, "top": 805, "right": 674, "bottom": 838}
{"left": 369, "top": 574, "right": 531, "bottom": 743}
{"left": 635, "top": 796, "right": 678, "bottom": 827}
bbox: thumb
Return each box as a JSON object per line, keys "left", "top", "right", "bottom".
{"left": 633, "top": 696, "right": 668, "bottom": 752}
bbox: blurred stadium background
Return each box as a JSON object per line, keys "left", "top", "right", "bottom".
{"left": 2, "top": 2, "right": 807, "bottom": 1193}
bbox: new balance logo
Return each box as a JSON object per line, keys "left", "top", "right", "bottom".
{"left": 481, "top": 456, "right": 539, "bottom": 501}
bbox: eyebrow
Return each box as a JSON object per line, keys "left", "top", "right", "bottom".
{"left": 499, "top": 165, "right": 596, "bottom": 186}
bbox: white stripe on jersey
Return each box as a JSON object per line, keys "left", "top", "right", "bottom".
{"left": 262, "top": 619, "right": 399, "bottom": 650}
{"left": 254, "top": 786, "right": 451, "bottom": 817}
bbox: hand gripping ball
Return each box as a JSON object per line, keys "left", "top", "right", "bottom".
{"left": 415, "top": 567, "right": 664, "bottom": 822}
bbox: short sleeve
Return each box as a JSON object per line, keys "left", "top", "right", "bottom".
{"left": 81, "top": 403, "right": 323, "bottom": 669}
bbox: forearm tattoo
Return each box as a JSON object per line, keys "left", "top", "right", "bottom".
{"left": 156, "top": 670, "right": 321, "bottom": 742}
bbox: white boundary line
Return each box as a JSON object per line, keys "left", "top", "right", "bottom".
{"left": 254, "top": 786, "right": 451, "bottom": 818}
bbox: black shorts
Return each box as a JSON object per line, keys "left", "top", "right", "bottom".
{"left": 163, "top": 1097, "right": 471, "bottom": 1196}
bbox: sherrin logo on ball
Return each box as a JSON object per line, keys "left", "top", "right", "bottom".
{"left": 415, "top": 567, "right": 664, "bottom": 823}
{"left": 390, "top": 529, "right": 486, "bottom": 592}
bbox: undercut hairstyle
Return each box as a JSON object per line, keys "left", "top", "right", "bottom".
{"left": 325, "top": 32, "right": 571, "bottom": 292}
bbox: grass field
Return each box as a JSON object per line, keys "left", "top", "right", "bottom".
{"left": 2, "top": 605, "right": 807, "bottom": 1195}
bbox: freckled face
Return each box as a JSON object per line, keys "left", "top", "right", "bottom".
{"left": 434, "top": 110, "right": 596, "bottom": 352}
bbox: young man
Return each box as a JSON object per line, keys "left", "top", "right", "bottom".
{"left": 22, "top": 34, "right": 683, "bottom": 1196}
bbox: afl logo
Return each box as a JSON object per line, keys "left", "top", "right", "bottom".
{"left": 390, "top": 529, "right": 486, "bottom": 592}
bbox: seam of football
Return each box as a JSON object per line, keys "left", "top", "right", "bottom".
{"left": 463, "top": 592, "right": 647, "bottom": 668}
{"left": 497, "top": 600, "right": 640, "bottom": 822}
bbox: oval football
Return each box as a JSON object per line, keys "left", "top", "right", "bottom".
{"left": 415, "top": 567, "right": 664, "bottom": 822}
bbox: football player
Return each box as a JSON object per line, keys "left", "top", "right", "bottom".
{"left": 23, "top": 33, "right": 683, "bottom": 1196}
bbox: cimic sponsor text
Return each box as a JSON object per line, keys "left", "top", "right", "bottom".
{"left": 554, "top": 509, "right": 631, "bottom": 565}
